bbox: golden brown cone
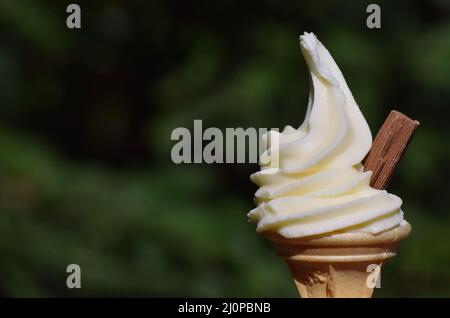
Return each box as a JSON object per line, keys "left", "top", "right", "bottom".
{"left": 263, "top": 222, "right": 411, "bottom": 298}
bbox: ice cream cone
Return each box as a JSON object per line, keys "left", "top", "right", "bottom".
{"left": 263, "top": 222, "right": 411, "bottom": 298}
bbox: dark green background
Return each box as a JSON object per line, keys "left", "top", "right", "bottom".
{"left": 0, "top": 0, "right": 449, "bottom": 297}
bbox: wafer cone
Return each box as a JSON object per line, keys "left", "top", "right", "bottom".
{"left": 264, "top": 222, "right": 411, "bottom": 298}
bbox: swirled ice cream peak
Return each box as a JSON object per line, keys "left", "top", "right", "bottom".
{"left": 248, "top": 32, "right": 405, "bottom": 238}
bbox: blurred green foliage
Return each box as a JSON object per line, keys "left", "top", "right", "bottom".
{"left": 0, "top": 0, "right": 449, "bottom": 297}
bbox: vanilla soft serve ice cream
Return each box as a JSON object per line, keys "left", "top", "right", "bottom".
{"left": 248, "top": 32, "right": 405, "bottom": 238}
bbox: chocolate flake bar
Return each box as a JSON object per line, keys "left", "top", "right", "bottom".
{"left": 363, "top": 110, "right": 420, "bottom": 190}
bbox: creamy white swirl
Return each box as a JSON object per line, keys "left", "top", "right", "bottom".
{"left": 248, "top": 32, "right": 404, "bottom": 238}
